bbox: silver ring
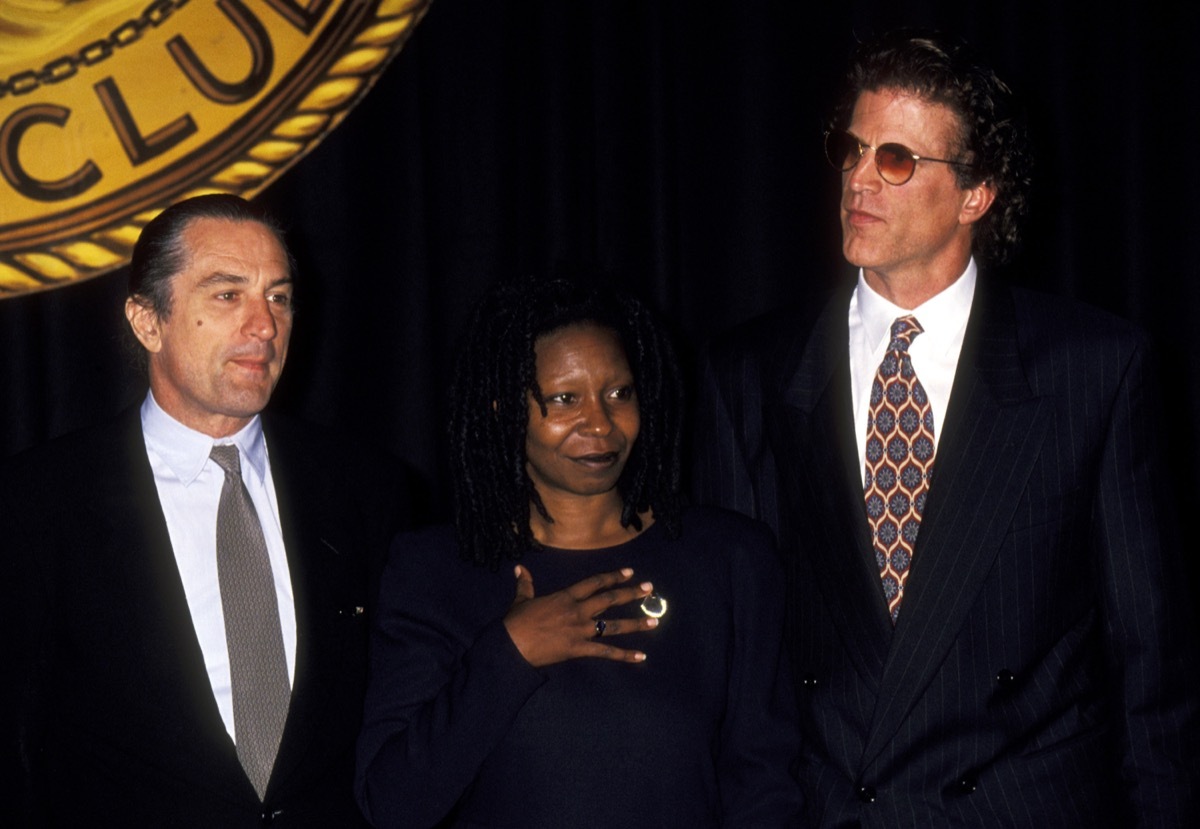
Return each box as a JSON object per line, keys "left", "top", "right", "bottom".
{"left": 593, "top": 618, "right": 607, "bottom": 637}
{"left": 640, "top": 593, "right": 668, "bottom": 619}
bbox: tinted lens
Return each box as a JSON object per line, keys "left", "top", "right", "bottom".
{"left": 875, "top": 143, "right": 918, "bottom": 184}
{"left": 825, "top": 131, "right": 861, "bottom": 171}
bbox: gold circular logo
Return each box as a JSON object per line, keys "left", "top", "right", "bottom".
{"left": 0, "top": 0, "right": 431, "bottom": 297}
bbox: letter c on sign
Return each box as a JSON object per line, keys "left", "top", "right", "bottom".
{"left": 1, "top": 104, "right": 102, "bottom": 202}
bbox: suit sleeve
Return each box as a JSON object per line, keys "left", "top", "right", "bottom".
{"left": 0, "top": 456, "right": 50, "bottom": 827}
{"left": 1092, "top": 338, "right": 1200, "bottom": 822}
{"left": 693, "top": 341, "right": 773, "bottom": 528}
{"left": 355, "top": 530, "right": 545, "bottom": 829}
{"left": 716, "top": 520, "right": 804, "bottom": 825}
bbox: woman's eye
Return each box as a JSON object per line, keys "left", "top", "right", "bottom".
{"left": 610, "top": 386, "right": 634, "bottom": 400}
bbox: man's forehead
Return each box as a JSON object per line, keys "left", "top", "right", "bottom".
{"left": 176, "top": 217, "right": 290, "bottom": 275}
{"left": 853, "top": 85, "right": 955, "bottom": 117}
{"left": 179, "top": 215, "right": 282, "bottom": 249}
{"left": 851, "top": 87, "right": 966, "bottom": 143}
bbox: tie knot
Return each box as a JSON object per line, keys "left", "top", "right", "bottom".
{"left": 889, "top": 315, "right": 924, "bottom": 352}
{"left": 210, "top": 444, "right": 242, "bottom": 476}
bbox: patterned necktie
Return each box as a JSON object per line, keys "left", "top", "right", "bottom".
{"left": 210, "top": 444, "right": 291, "bottom": 800}
{"left": 863, "top": 316, "right": 935, "bottom": 624}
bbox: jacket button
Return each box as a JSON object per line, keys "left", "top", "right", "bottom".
{"left": 261, "top": 809, "right": 281, "bottom": 826}
{"left": 857, "top": 785, "right": 876, "bottom": 803}
{"left": 995, "top": 668, "right": 1015, "bottom": 685}
{"left": 956, "top": 776, "right": 978, "bottom": 794}
{"left": 800, "top": 673, "right": 819, "bottom": 688}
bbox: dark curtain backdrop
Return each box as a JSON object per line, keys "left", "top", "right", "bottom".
{"left": 3, "top": 0, "right": 1198, "bottom": 525}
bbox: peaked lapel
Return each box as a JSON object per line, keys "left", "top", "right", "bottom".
{"left": 859, "top": 280, "right": 1050, "bottom": 767}
{"left": 771, "top": 288, "right": 893, "bottom": 692}
{"left": 96, "top": 410, "right": 255, "bottom": 801}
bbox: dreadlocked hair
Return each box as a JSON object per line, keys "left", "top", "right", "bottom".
{"left": 449, "top": 277, "right": 685, "bottom": 568}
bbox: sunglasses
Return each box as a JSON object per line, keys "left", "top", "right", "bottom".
{"left": 824, "top": 129, "right": 975, "bottom": 186}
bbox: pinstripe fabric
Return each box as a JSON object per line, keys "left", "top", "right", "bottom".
{"left": 694, "top": 281, "right": 1200, "bottom": 827}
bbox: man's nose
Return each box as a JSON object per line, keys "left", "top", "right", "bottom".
{"left": 846, "top": 147, "right": 882, "bottom": 193}
{"left": 243, "top": 297, "right": 278, "bottom": 339}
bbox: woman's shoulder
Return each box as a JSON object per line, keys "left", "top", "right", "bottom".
{"left": 380, "top": 524, "right": 514, "bottom": 624}
{"left": 391, "top": 523, "right": 459, "bottom": 553}
{"left": 384, "top": 524, "right": 506, "bottom": 591}
{"left": 648, "top": 507, "right": 784, "bottom": 610}
{"left": 388, "top": 524, "right": 459, "bottom": 570}
{"left": 664, "top": 505, "right": 781, "bottom": 578}
{"left": 677, "top": 504, "right": 776, "bottom": 551}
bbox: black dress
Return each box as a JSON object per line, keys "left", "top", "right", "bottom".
{"left": 356, "top": 506, "right": 802, "bottom": 828}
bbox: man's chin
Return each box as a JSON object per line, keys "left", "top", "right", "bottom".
{"left": 842, "top": 237, "right": 886, "bottom": 273}
{"left": 217, "top": 385, "right": 277, "bottom": 419}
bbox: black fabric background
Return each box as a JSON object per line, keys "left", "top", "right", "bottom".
{"left": 3, "top": 0, "right": 1197, "bottom": 529}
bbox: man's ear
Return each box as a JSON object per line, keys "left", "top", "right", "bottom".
{"left": 959, "top": 179, "right": 996, "bottom": 227}
{"left": 125, "top": 297, "right": 164, "bottom": 353}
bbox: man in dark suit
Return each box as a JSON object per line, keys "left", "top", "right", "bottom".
{"left": 2, "top": 194, "right": 408, "bottom": 826}
{"left": 696, "top": 30, "right": 1199, "bottom": 826}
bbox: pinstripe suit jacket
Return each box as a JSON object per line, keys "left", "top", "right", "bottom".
{"left": 695, "top": 278, "right": 1199, "bottom": 827}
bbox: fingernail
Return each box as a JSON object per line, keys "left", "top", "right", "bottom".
{"left": 636, "top": 652, "right": 647, "bottom": 661}
{"left": 646, "top": 618, "right": 659, "bottom": 628}
{"left": 621, "top": 568, "right": 634, "bottom": 577}
{"left": 513, "top": 565, "right": 522, "bottom": 577}
{"left": 640, "top": 582, "right": 653, "bottom": 592}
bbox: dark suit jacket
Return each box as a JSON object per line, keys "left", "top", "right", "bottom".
{"left": 695, "top": 278, "right": 1200, "bottom": 827}
{"left": 2, "top": 407, "right": 410, "bottom": 828}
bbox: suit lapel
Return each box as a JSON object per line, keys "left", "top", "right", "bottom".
{"left": 773, "top": 291, "right": 893, "bottom": 691}
{"left": 261, "top": 420, "right": 350, "bottom": 794}
{"left": 859, "top": 280, "right": 1050, "bottom": 767}
{"left": 98, "top": 411, "right": 252, "bottom": 799}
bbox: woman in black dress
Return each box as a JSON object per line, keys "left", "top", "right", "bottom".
{"left": 356, "top": 278, "right": 800, "bottom": 828}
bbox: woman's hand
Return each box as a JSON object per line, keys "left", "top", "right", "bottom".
{"left": 502, "top": 566, "right": 658, "bottom": 668}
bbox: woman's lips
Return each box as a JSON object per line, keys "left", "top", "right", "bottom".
{"left": 572, "top": 451, "right": 620, "bottom": 467}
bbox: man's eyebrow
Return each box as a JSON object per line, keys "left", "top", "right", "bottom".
{"left": 196, "top": 272, "right": 249, "bottom": 288}
{"left": 194, "top": 273, "right": 293, "bottom": 291}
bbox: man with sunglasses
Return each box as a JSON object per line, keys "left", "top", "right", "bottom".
{"left": 696, "top": 29, "right": 1197, "bottom": 826}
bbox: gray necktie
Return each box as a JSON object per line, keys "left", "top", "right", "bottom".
{"left": 210, "top": 444, "right": 291, "bottom": 801}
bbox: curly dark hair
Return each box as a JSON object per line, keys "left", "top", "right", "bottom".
{"left": 449, "top": 277, "right": 684, "bottom": 568}
{"left": 830, "top": 29, "right": 1033, "bottom": 265}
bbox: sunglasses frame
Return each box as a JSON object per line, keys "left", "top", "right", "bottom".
{"left": 825, "top": 129, "right": 975, "bottom": 186}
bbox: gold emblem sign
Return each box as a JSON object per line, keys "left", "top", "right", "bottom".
{"left": 0, "top": 0, "right": 431, "bottom": 297}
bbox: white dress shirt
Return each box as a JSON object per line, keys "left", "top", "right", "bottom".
{"left": 848, "top": 259, "right": 977, "bottom": 485}
{"left": 140, "top": 392, "right": 297, "bottom": 742}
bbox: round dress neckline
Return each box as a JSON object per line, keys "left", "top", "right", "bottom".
{"left": 534, "top": 518, "right": 663, "bottom": 555}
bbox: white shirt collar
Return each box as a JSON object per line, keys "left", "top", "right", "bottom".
{"left": 854, "top": 258, "right": 977, "bottom": 353}
{"left": 140, "top": 392, "right": 268, "bottom": 487}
